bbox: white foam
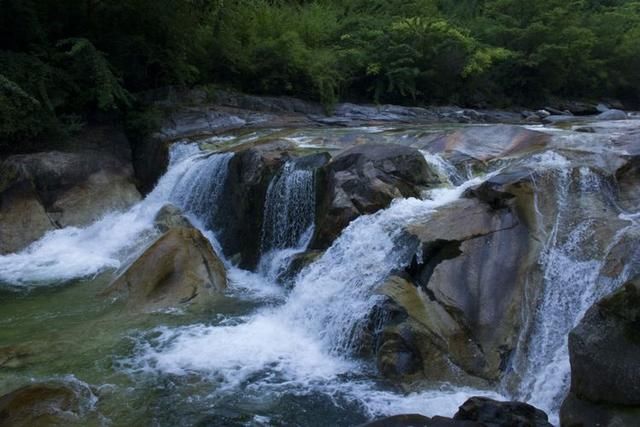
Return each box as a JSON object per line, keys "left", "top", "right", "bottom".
{"left": 0, "top": 145, "right": 231, "bottom": 287}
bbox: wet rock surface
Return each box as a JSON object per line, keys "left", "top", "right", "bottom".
{"left": 423, "top": 125, "right": 551, "bottom": 164}
{"left": 104, "top": 223, "right": 226, "bottom": 312}
{"left": 361, "top": 397, "right": 551, "bottom": 427}
{"left": 560, "top": 277, "right": 640, "bottom": 425}
{"left": 213, "top": 140, "right": 297, "bottom": 269}
{"left": 311, "top": 143, "right": 442, "bottom": 249}
{"left": 0, "top": 381, "right": 94, "bottom": 427}
{"left": 375, "top": 197, "right": 531, "bottom": 382}
{"left": 0, "top": 131, "right": 141, "bottom": 254}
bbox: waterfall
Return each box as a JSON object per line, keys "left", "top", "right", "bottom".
{"left": 0, "top": 145, "right": 232, "bottom": 287}
{"left": 131, "top": 176, "right": 491, "bottom": 390}
{"left": 507, "top": 164, "right": 632, "bottom": 423}
{"left": 165, "top": 152, "right": 233, "bottom": 232}
{"left": 258, "top": 161, "right": 316, "bottom": 282}
{"left": 261, "top": 162, "right": 315, "bottom": 253}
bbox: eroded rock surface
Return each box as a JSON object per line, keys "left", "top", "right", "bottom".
{"left": 560, "top": 277, "right": 640, "bottom": 426}
{"left": 312, "top": 143, "right": 442, "bottom": 249}
{"left": 104, "top": 225, "right": 226, "bottom": 312}
{"left": 375, "top": 197, "right": 531, "bottom": 382}
{"left": 0, "top": 149, "right": 140, "bottom": 254}
{"left": 0, "top": 381, "right": 94, "bottom": 427}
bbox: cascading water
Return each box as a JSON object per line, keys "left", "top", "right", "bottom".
{"left": 4, "top": 122, "right": 639, "bottom": 425}
{"left": 0, "top": 145, "right": 232, "bottom": 287}
{"left": 129, "top": 175, "right": 502, "bottom": 418}
{"left": 258, "top": 161, "right": 316, "bottom": 282}
{"left": 505, "top": 161, "right": 635, "bottom": 424}
{"left": 261, "top": 162, "right": 315, "bottom": 253}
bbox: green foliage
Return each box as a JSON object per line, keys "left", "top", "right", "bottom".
{"left": 0, "top": 73, "right": 47, "bottom": 146}
{"left": 57, "top": 38, "right": 131, "bottom": 110}
{"left": 1, "top": 0, "right": 640, "bottom": 150}
{"left": 207, "top": 0, "right": 342, "bottom": 105}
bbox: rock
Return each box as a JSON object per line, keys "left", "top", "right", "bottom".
{"left": 567, "top": 277, "right": 640, "bottom": 405}
{"left": 574, "top": 126, "right": 596, "bottom": 133}
{"left": 213, "top": 140, "right": 297, "bottom": 269}
{"left": 130, "top": 133, "right": 171, "bottom": 195}
{"left": 375, "top": 197, "right": 532, "bottom": 382}
{"left": 560, "top": 277, "right": 640, "bottom": 426}
{"left": 454, "top": 397, "right": 552, "bottom": 427}
{"left": 423, "top": 125, "right": 550, "bottom": 168}
{"left": 153, "top": 203, "right": 193, "bottom": 232}
{"left": 0, "top": 382, "right": 94, "bottom": 427}
{"left": 215, "top": 90, "right": 325, "bottom": 115}
{"left": 279, "top": 250, "right": 323, "bottom": 283}
{"left": 597, "top": 109, "right": 627, "bottom": 121}
{"left": 541, "top": 114, "right": 578, "bottom": 124}
{"left": 0, "top": 178, "right": 56, "bottom": 254}
{"left": 359, "top": 398, "right": 551, "bottom": 427}
{"left": 104, "top": 227, "right": 226, "bottom": 312}
{"left": 0, "top": 149, "right": 140, "bottom": 254}
{"left": 560, "top": 392, "right": 640, "bottom": 427}
{"left": 536, "top": 110, "right": 551, "bottom": 118}
{"left": 359, "top": 414, "right": 481, "bottom": 427}
{"left": 311, "top": 143, "right": 441, "bottom": 249}
{"left": 559, "top": 101, "right": 599, "bottom": 116}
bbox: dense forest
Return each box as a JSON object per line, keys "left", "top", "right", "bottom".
{"left": 2, "top": 0, "right": 640, "bottom": 146}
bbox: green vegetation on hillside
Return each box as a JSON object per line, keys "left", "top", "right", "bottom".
{"left": 1, "top": 0, "right": 640, "bottom": 147}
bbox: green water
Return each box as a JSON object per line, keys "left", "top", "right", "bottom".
{"left": 0, "top": 274, "right": 294, "bottom": 426}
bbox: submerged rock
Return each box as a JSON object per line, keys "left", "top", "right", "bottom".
{"left": 560, "top": 277, "right": 640, "bottom": 425}
{"left": 104, "top": 226, "right": 226, "bottom": 312}
{"left": 0, "top": 381, "right": 94, "bottom": 427}
{"left": 311, "top": 143, "right": 441, "bottom": 249}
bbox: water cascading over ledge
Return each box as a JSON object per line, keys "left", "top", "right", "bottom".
{"left": 258, "top": 160, "right": 317, "bottom": 281}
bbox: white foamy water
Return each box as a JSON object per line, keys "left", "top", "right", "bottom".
{"left": 508, "top": 165, "right": 633, "bottom": 424}
{"left": 128, "top": 175, "right": 497, "bottom": 417}
{"left": 0, "top": 146, "right": 232, "bottom": 287}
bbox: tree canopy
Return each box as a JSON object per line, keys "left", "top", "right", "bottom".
{"left": 2, "top": 0, "right": 639, "bottom": 147}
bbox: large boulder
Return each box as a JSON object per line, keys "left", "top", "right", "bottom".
{"left": 596, "top": 109, "right": 627, "bottom": 121}
{"left": 0, "top": 381, "right": 94, "bottom": 426}
{"left": 375, "top": 197, "right": 531, "bottom": 383}
{"left": 560, "top": 277, "right": 640, "bottom": 425}
{"left": 311, "top": 143, "right": 441, "bottom": 249}
{"left": 454, "top": 397, "right": 552, "bottom": 427}
{"left": 104, "top": 225, "right": 226, "bottom": 312}
{"left": 212, "top": 140, "right": 300, "bottom": 269}
{"left": 0, "top": 147, "right": 140, "bottom": 254}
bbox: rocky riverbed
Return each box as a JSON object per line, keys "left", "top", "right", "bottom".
{"left": 0, "top": 94, "right": 638, "bottom": 426}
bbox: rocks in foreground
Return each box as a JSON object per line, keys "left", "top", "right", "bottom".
{"left": 103, "top": 206, "right": 226, "bottom": 312}
{"left": 560, "top": 276, "right": 640, "bottom": 426}
{"left": 0, "top": 381, "right": 95, "bottom": 427}
{"left": 454, "top": 397, "right": 552, "bottom": 426}
{"left": 360, "top": 397, "right": 552, "bottom": 427}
